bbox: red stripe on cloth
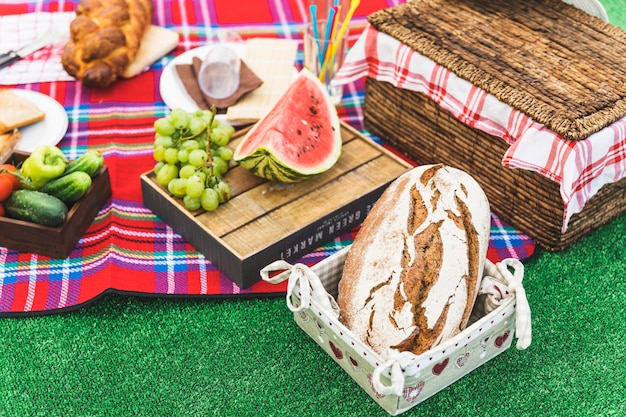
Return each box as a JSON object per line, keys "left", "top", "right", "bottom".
{"left": 0, "top": 4, "right": 28, "bottom": 14}
{"left": 504, "top": 107, "right": 533, "bottom": 146}
{"left": 571, "top": 136, "right": 626, "bottom": 204}
{"left": 245, "top": 278, "right": 288, "bottom": 294}
{"left": 184, "top": 272, "right": 204, "bottom": 295}
{"left": 545, "top": 135, "right": 576, "bottom": 182}
{"left": 364, "top": 23, "right": 380, "bottom": 76}
{"left": 7, "top": 282, "right": 31, "bottom": 313}
{"left": 86, "top": 73, "right": 160, "bottom": 103}
{"left": 76, "top": 266, "right": 114, "bottom": 305}
{"left": 41, "top": 2, "right": 75, "bottom": 12}
{"left": 353, "top": 0, "right": 401, "bottom": 18}
{"left": 461, "top": 85, "right": 487, "bottom": 128}
{"left": 428, "top": 62, "right": 451, "bottom": 105}
{"left": 215, "top": 1, "right": 274, "bottom": 24}
{"left": 32, "top": 281, "right": 54, "bottom": 312}
{"left": 107, "top": 151, "right": 155, "bottom": 202}
{"left": 168, "top": 1, "right": 192, "bottom": 26}
{"left": 113, "top": 269, "right": 159, "bottom": 294}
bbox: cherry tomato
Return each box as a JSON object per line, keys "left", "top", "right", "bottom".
{"left": 0, "top": 203, "right": 5, "bottom": 217}
{"left": 0, "top": 164, "right": 21, "bottom": 191}
{"left": 0, "top": 178, "right": 11, "bottom": 202}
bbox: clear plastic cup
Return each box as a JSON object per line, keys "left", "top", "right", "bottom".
{"left": 197, "top": 44, "right": 241, "bottom": 99}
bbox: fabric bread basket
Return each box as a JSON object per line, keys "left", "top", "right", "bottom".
{"left": 261, "top": 246, "right": 532, "bottom": 415}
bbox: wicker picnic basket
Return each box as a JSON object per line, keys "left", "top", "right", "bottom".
{"left": 362, "top": 0, "right": 626, "bottom": 251}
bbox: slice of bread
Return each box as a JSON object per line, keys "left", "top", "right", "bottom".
{"left": 0, "top": 90, "right": 46, "bottom": 134}
{"left": 0, "top": 129, "right": 22, "bottom": 163}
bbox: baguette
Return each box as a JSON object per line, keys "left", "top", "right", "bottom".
{"left": 337, "top": 164, "right": 491, "bottom": 356}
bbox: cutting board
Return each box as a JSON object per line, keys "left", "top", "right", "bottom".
{"left": 122, "top": 25, "right": 180, "bottom": 79}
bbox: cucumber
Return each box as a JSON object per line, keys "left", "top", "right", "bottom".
{"left": 63, "top": 150, "right": 105, "bottom": 177}
{"left": 39, "top": 171, "right": 92, "bottom": 205}
{"left": 5, "top": 190, "right": 68, "bottom": 227}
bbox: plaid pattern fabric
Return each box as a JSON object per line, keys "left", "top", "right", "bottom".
{"left": 0, "top": 0, "right": 534, "bottom": 316}
{"left": 0, "top": 12, "right": 75, "bottom": 84}
{"left": 335, "top": 25, "right": 626, "bottom": 233}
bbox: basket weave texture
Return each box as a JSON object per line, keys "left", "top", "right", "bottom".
{"left": 367, "top": 0, "right": 626, "bottom": 141}
{"left": 364, "top": 78, "right": 626, "bottom": 251}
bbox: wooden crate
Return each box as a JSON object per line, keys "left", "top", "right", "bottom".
{"left": 140, "top": 122, "right": 413, "bottom": 288}
{"left": 0, "top": 151, "right": 112, "bottom": 258}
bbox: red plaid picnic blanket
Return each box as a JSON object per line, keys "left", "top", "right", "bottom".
{"left": 0, "top": 0, "right": 534, "bottom": 316}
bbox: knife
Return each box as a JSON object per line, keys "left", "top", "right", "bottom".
{"left": 0, "top": 30, "right": 53, "bottom": 70}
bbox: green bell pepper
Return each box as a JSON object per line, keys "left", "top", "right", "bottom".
{"left": 20, "top": 145, "right": 68, "bottom": 189}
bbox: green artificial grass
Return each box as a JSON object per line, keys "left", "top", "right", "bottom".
{"left": 2, "top": 2, "right": 626, "bottom": 416}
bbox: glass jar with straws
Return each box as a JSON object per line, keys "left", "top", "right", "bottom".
{"left": 303, "top": 0, "right": 360, "bottom": 105}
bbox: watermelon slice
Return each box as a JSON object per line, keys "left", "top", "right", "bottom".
{"left": 233, "top": 68, "right": 342, "bottom": 183}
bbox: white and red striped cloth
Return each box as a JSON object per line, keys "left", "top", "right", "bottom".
{"left": 334, "top": 25, "right": 626, "bottom": 233}
{"left": 0, "top": 12, "right": 74, "bottom": 85}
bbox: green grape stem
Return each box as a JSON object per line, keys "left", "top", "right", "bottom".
{"left": 174, "top": 105, "right": 218, "bottom": 145}
{"left": 202, "top": 105, "right": 218, "bottom": 182}
{"left": 176, "top": 128, "right": 202, "bottom": 144}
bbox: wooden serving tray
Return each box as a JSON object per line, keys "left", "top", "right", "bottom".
{"left": 140, "top": 122, "right": 413, "bottom": 288}
{"left": 0, "top": 151, "right": 112, "bottom": 258}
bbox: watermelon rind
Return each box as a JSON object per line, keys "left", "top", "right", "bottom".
{"left": 235, "top": 147, "right": 317, "bottom": 183}
{"left": 233, "top": 68, "right": 342, "bottom": 183}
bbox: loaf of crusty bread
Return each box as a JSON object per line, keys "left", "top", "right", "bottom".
{"left": 62, "top": 0, "right": 153, "bottom": 88}
{"left": 337, "top": 164, "right": 491, "bottom": 356}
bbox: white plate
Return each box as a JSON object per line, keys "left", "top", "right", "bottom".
{"left": 159, "top": 43, "right": 247, "bottom": 125}
{"left": 12, "top": 89, "right": 69, "bottom": 153}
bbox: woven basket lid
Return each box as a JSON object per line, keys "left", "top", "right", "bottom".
{"left": 368, "top": 0, "right": 625, "bottom": 141}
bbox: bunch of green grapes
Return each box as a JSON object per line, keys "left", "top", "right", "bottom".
{"left": 152, "top": 107, "right": 235, "bottom": 212}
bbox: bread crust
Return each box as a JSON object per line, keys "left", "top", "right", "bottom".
{"left": 337, "top": 164, "right": 491, "bottom": 356}
{"left": 62, "top": 0, "right": 154, "bottom": 88}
